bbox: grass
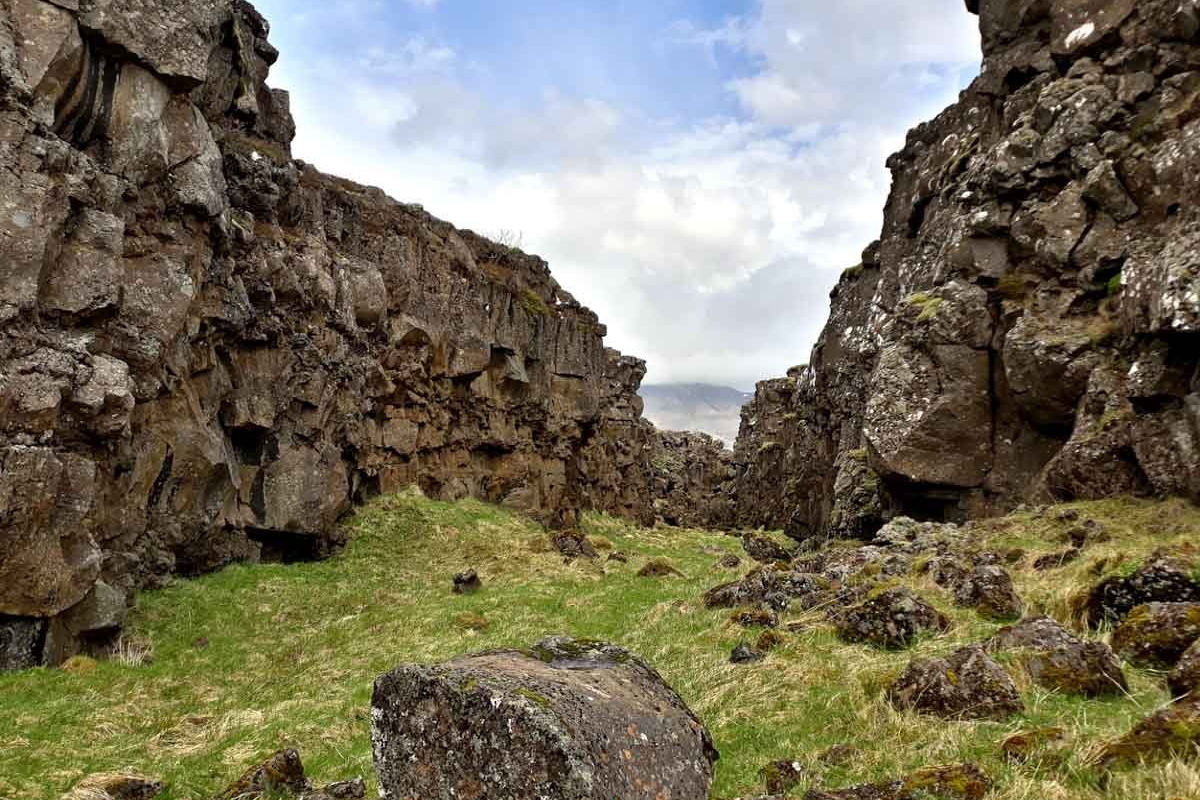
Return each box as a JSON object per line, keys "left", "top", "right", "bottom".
{"left": 1, "top": 494, "right": 1199, "bottom": 799}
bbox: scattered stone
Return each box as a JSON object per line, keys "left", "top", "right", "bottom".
{"left": 803, "top": 763, "right": 991, "bottom": 800}
{"left": 1096, "top": 695, "right": 1200, "bottom": 769}
{"left": 1001, "top": 727, "right": 1067, "bottom": 763}
{"left": 554, "top": 531, "right": 598, "bottom": 560}
{"left": 452, "top": 570, "right": 481, "bottom": 595}
{"left": 371, "top": 637, "right": 718, "bottom": 800}
{"left": 1169, "top": 640, "right": 1200, "bottom": 698}
{"left": 1033, "top": 549, "right": 1080, "bottom": 571}
{"left": 301, "top": 778, "right": 366, "bottom": 800}
{"left": 608, "top": 552, "right": 629, "bottom": 564}
{"left": 1111, "top": 602, "right": 1200, "bottom": 668}
{"left": 953, "top": 565, "right": 1024, "bottom": 621}
{"left": 638, "top": 558, "right": 684, "bottom": 578}
{"left": 61, "top": 773, "right": 164, "bottom": 800}
{"left": 730, "top": 642, "right": 765, "bottom": 664}
{"left": 219, "top": 750, "right": 308, "bottom": 800}
{"left": 888, "top": 645, "right": 1024, "bottom": 720}
{"left": 762, "top": 759, "right": 808, "bottom": 795}
{"left": 717, "top": 554, "right": 743, "bottom": 569}
{"left": 1085, "top": 556, "right": 1200, "bottom": 626}
{"left": 731, "top": 609, "right": 780, "bottom": 629}
{"left": 836, "top": 588, "right": 951, "bottom": 649}
{"left": 704, "top": 568, "right": 832, "bottom": 612}
{"left": 988, "top": 616, "right": 1127, "bottom": 697}
{"left": 926, "top": 556, "right": 971, "bottom": 590}
{"left": 743, "top": 533, "right": 793, "bottom": 564}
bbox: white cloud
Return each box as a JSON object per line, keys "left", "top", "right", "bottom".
{"left": 262, "top": 0, "right": 980, "bottom": 388}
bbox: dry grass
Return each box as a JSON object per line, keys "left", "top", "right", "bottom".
{"left": 0, "top": 494, "right": 1197, "bottom": 799}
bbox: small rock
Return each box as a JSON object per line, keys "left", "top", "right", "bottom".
{"left": 730, "top": 642, "right": 764, "bottom": 664}
{"left": 743, "top": 533, "right": 793, "bottom": 564}
{"left": 836, "top": 588, "right": 951, "bottom": 649}
{"left": 1169, "top": 639, "right": 1200, "bottom": 698}
{"left": 927, "top": 556, "right": 971, "bottom": 590}
{"left": 638, "top": 558, "right": 684, "bottom": 578}
{"left": 888, "top": 645, "right": 1024, "bottom": 720}
{"left": 452, "top": 570, "right": 481, "bottom": 595}
{"left": 219, "top": 750, "right": 308, "bottom": 800}
{"left": 607, "top": 551, "right": 629, "bottom": 564}
{"left": 717, "top": 554, "right": 742, "bottom": 569}
{"left": 1111, "top": 602, "right": 1200, "bottom": 668}
{"left": 1096, "top": 695, "right": 1200, "bottom": 769}
{"left": 301, "top": 778, "right": 366, "bottom": 800}
{"left": 61, "top": 773, "right": 164, "bottom": 800}
{"left": 1001, "top": 727, "right": 1066, "bottom": 763}
{"left": 803, "top": 763, "right": 991, "bottom": 800}
{"left": 731, "top": 609, "right": 779, "bottom": 629}
{"left": 762, "top": 759, "right": 808, "bottom": 795}
{"left": 953, "top": 565, "right": 1024, "bottom": 621}
{"left": 554, "top": 531, "right": 598, "bottom": 560}
{"left": 1033, "top": 549, "right": 1080, "bottom": 571}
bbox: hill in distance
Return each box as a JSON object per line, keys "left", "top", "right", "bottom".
{"left": 640, "top": 383, "right": 752, "bottom": 445}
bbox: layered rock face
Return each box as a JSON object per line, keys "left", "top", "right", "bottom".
{"left": 735, "top": 0, "right": 1200, "bottom": 541}
{"left": 0, "top": 0, "right": 653, "bottom": 667}
{"left": 650, "top": 430, "right": 736, "bottom": 529}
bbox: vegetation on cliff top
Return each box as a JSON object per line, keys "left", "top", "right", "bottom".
{"left": 1, "top": 493, "right": 1199, "bottom": 798}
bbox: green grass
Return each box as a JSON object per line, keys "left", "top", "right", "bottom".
{"left": 1, "top": 494, "right": 1199, "bottom": 799}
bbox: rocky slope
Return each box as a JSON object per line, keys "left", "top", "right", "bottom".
{"left": 734, "top": 0, "right": 1200, "bottom": 542}
{"left": 0, "top": 0, "right": 654, "bottom": 668}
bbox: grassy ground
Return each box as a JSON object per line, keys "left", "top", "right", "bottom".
{"left": 1, "top": 493, "right": 1199, "bottom": 799}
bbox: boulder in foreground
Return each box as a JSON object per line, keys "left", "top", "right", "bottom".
{"left": 371, "top": 636, "right": 718, "bottom": 800}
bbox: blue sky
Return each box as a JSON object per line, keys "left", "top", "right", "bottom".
{"left": 253, "top": 0, "right": 981, "bottom": 389}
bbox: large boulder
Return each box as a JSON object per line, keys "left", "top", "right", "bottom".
{"left": 1111, "top": 603, "right": 1200, "bottom": 669}
{"left": 888, "top": 645, "right": 1024, "bottom": 721}
{"left": 1096, "top": 695, "right": 1200, "bottom": 769}
{"left": 1169, "top": 640, "right": 1200, "bottom": 698}
{"left": 371, "top": 637, "right": 718, "bottom": 800}
{"left": 1083, "top": 555, "right": 1200, "bottom": 626}
{"left": 988, "top": 616, "right": 1126, "bottom": 697}
{"left": 953, "top": 565, "right": 1024, "bottom": 621}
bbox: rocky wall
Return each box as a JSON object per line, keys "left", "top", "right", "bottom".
{"left": 0, "top": 0, "right": 654, "bottom": 668}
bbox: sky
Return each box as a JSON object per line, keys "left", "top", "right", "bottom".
{"left": 252, "top": 0, "right": 982, "bottom": 390}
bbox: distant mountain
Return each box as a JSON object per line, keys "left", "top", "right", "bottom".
{"left": 640, "top": 384, "right": 752, "bottom": 446}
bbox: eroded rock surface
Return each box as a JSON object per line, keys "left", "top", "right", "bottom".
{"left": 370, "top": 637, "right": 718, "bottom": 800}
{"left": 0, "top": 0, "right": 657, "bottom": 667}
{"left": 729, "top": 0, "right": 1200, "bottom": 542}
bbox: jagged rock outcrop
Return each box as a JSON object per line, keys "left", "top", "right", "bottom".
{"left": 0, "top": 0, "right": 654, "bottom": 668}
{"left": 734, "top": 0, "right": 1200, "bottom": 542}
{"left": 651, "top": 430, "right": 736, "bottom": 529}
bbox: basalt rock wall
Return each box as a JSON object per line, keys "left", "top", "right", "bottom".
{"left": 735, "top": 0, "right": 1200, "bottom": 542}
{"left": 0, "top": 0, "right": 653, "bottom": 668}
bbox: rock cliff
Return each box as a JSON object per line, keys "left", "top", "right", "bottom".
{"left": 0, "top": 0, "right": 653, "bottom": 668}
{"left": 734, "top": 0, "right": 1200, "bottom": 542}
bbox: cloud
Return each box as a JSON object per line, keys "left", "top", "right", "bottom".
{"left": 256, "top": 0, "right": 980, "bottom": 389}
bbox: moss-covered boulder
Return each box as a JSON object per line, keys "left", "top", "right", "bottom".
{"left": 218, "top": 750, "right": 308, "bottom": 799}
{"left": 1169, "top": 639, "right": 1200, "bottom": 698}
{"left": 742, "top": 533, "right": 793, "bottom": 565}
{"left": 1084, "top": 555, "right": 1200, "bottom": 627}
{"left": 61, "top": 773, "right": 164, "bottom": 800}
{"left": 988, "top": 616, "right": 1127, "bottom": 697}
{"left": 953, "top": 565, "right": 1024, "bottom": 621}
{"left": 888, "top": 645, "right": 1024, "bottom": 720}
{"left": 802, "top": 762, "right": 991, "bottom": 799}
{"left": 837, "top": 588, "right": 951, "bottom": 649}
{"left": 1096, "top": 695, "right": 1200, "bottom": 769}
{"left": 371, "top": 637, "right": 718, "bottom": 800}
{"left": 1111, "top": 602, "right": 1200, "bottom": 668}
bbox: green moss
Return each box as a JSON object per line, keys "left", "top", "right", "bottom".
{"left": 1106, "top": 272, "right": 1124, "bottom": 296}
{"left": 759, "top": 441, "right": 781, "bottom": 454}
{"left": 516, "top": 688, "right": 551, "bottom": 708}
{"left": 904, "top": 292, "right": 946, "bottom": 322}
{"left": 520, "top": 289, "right": 551, "bottom": 317}
{"left": 842, "top": 264, "right": 865, "bottom": 280}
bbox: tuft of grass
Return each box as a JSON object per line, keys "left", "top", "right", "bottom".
{"left": 0, "top": 494, "right": 1198, "bottom": 799}
{"left": 519, "top": 288, "right": 551, "bottom": 317}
